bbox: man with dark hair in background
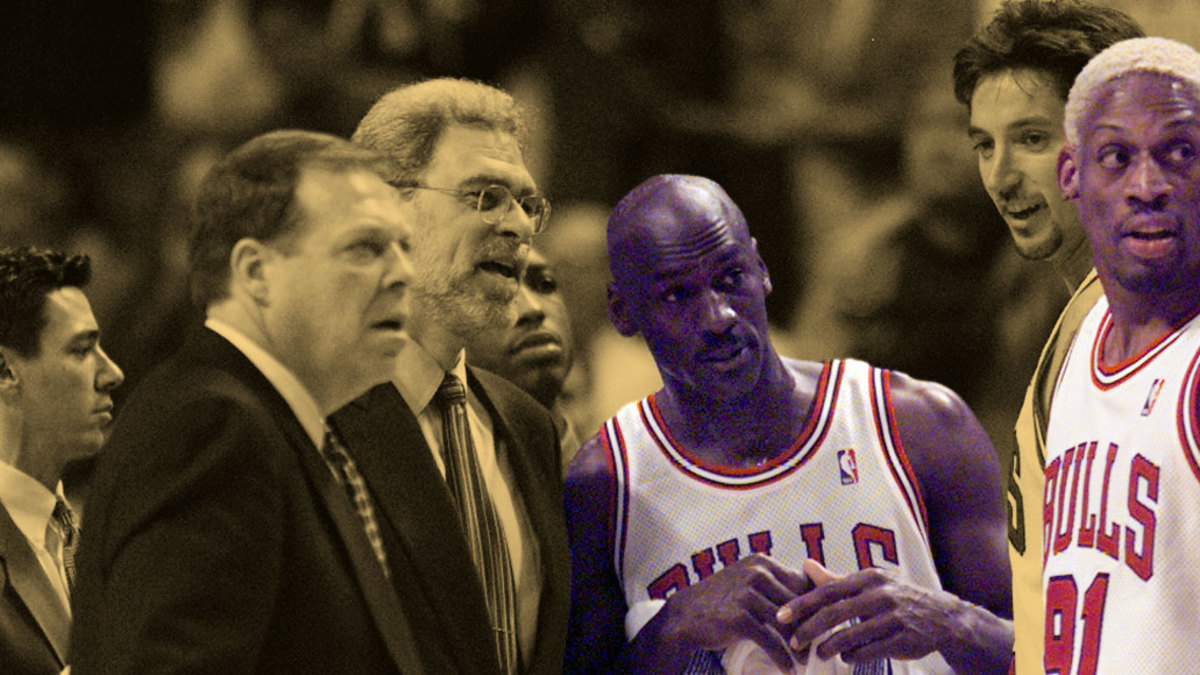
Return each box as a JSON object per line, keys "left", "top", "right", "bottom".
{"left": 952, "top": 2, "right": 1143, "bottom": 671}
{"left": 466, "top": 247, "right": 581, "bottom": 470}
{"left": 70, "top": 129, "right": 421, "bottom": 674}
{"left": 0, "top": 247, "right": 122, "bottom": 675}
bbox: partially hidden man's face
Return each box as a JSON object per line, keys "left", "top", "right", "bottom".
{"left": 263, "top": 166, "right": 414, "bottom": 402}
{"left": 8, "top": 287, "right": 124, "bottom": 461}
{"left": 969, "top": 68, "right": 1085, "bottom": 261}
{"left": 1061, "top": 71, "right": 1200, "bottom": 297}
{"left": 611, "top": 186, "right": 773, "bottom": 402}
{"left": 468, "top": 249, "right": 573, "bottom": 408}
{"left": 406, "top": 124, "right": 538, "bottom": 338}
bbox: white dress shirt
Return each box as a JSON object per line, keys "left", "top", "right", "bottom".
{"left": 0, "top": 462, "right": 72, "bottom": 611}
{"left": 205, "top": 318, "right": 325, "bottom": 449}
{"left": 391, "top": 340, "right": 542, "bottom": 663}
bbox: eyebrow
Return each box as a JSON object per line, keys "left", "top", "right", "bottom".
{"left": 967, "top": 116, "right": 1055, "bottom": 136}
{"left": 649, "top": 252, "right": 740, "bottom": 283}
{"left": 68, "top": 329, "right": 100, "bottom": 346}
{"left": 457, "top": 174, "right": 538, "bottom": 196}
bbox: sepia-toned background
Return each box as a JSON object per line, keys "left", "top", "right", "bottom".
{"left": 1, "top": 0, "right": 1196, "bottom": 452}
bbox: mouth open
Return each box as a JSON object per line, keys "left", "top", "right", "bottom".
{"left": 478, "top": 261, "right": 517, "bottom": 279}
{"left": 1126, "top": 230, "right": 1175, "bottom": 241}
{"left": 371, "top": 319, "right": 406, "bottom": 331}
{"left": 1006, "top": 204, "right": 1042, "bottom": 220}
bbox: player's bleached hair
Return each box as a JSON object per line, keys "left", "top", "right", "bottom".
{"left": 1065, "top": 37, "right": 1200, "bottom": 147}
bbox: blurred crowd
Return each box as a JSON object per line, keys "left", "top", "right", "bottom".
{"left": 1, "top": 0, "right": 1197, "bottom": 452}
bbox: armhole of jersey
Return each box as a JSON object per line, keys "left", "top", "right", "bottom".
{"left": 1176, "top": 346, "right": 1200, "bottom": 485}
{"left": 870, "top": 367, "right": 932, "bottom": 546}
{"left": 1038, "top": 275, "right": 1104, "bottom": 462}
{"left": 602, "top": 416, "right": 631, "bottom": 588}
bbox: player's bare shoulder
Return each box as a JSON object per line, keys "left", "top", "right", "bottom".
{"left": 566, "top": 430, "right": 611, "bottom": 499}
{"left": 888, "top": 370, "right": 976, "bottom": 429}
{"left": 780, "top": 356, "right": 826, "bottom": 393}
{"left": 886, "top": 368, "right": 999, "bottom": 490}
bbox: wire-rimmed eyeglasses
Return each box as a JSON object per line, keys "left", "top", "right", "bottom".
{"left": 410, "top": 184, "right": 551, "bottom": 234}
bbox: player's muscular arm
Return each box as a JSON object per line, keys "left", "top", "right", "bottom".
{"left": 777, "top": 372, "right": 1013, "bottom": 675}
{"left": 564, "top": 434, "right": 631, "bottom": 674}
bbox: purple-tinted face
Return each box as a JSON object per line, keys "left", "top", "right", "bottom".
{"left": 1063, "top": 72, "right": 1200, "bottom": 299}
{"left": 610, "top": 178, "right": 773, "bottom": 402}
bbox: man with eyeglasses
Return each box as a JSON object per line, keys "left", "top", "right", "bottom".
{"left": 330, "top": 78, "right": 569, "bottom": 675}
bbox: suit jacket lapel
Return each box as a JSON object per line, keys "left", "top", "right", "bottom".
{"left": 0, "top": 505, "right": 68, "bottom": 665}
{"left": 331, "top": 382, "right": 498, "bottom": 662}
{"left": 467, "top": 368, "right": 570, "bottom": 674}
{"left": 189, "top": 327, "right": 424, "bottom": 674}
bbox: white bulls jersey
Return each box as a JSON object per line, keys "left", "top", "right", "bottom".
{"left": 1043, "top": 296, "right": 1200, "bottom": 674}
{"left": 602, "top": 359, "right": 951, "bottom": 674}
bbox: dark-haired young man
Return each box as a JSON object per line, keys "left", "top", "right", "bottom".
{"left": 952, "top": 2, "right": 1142, "bottom": 670}
{"left": 0, "top": 247, "right": 123, "bottom": 675}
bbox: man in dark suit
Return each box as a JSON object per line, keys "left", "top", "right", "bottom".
{"left": 0, "top": 247, "right": 123, "bottom": 675}
{"left": 69, "top": 130, "right": 422, "bottom": 674}
{"left": 330, "top": 78, "right": 570, "bottom": 675}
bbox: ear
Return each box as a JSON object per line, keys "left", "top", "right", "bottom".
{"left": 607, "top": 282, "right": 638, "bottom": 337}
{"left": 230, "top": 238, "right": 272, "bottom": 304}
{"left": 0, "top": 350, "right": 19, "bottom": 397}
{"left": 1058, "top": 145, "right": 1081, "bottom": 201}
{"left": 751, "top": 237, "right": 772, "bottom": 295}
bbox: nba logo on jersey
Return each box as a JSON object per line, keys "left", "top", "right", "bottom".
{"left": 838, "top": 449, "right": 858, "bottom": 485}
{"left": 1141, "top": 378, "right": 1164, "bottom": 416}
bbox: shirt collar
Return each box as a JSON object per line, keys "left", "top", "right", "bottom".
{"left": 0, "top": 461, "right": 62, "bottom": 548}
{"left": 205, "top": 317, "right": 326, "bottom": 448}
{"left": 392, "top": 340, "right": 468, "bottom": 415}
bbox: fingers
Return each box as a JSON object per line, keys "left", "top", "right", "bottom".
{"left": 803, "top": 558, "right": 841, "bottom": 586}
{"left": 777, "top": 565, "right": 888, "bottom": 626}
{"left": 770, "top": 556, "right": 813, "bottom": 597}
{"left": 738, "top": 620, "right": 798, "bottom": 672}
{"left": 744, "top": 555, "right": 809, "bottom": 607}
{"left": 811, "top": 614, "right": 898, "bottom": 662}
{"left": 777, "top": 567, "right": 897, "bottom": 654}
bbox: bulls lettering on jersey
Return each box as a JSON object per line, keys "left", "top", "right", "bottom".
{"left": 602, "top": 359, "right": 952, "bottom": 675}
{"left": 1043, "top": 298, "right": 1200, "bottom": 674}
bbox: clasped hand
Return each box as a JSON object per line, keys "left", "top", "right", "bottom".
{"left": 776, "top": 559, "right": 960, "bottom": 666}
{"left": 660, "top": 556, "right": 961, "bottom": 671}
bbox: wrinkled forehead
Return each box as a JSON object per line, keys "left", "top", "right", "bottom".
{"left": 609, "top": 179, "right": 749, "bottom": 277}
{"left": 1081, "top": 71, "right": 1200, "bottom": 134}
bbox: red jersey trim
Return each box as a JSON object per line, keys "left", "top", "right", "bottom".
{"left": 603, "top": 418, "right": 632, "bottom": 586}
{"left": 1176, "top": 346, "right": 1200, "bottom": 485}
{"left": 642, "top": 361, "right": 843, "bottom": 489}
{"left": 870, "top": 368, "right": 931, "bottom": 546}
{"left": 1093, "top": 304, "right": 1200, "bottom": 389}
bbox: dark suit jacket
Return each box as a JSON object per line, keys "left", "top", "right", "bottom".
{"left": 330, "top": 366, "right": 570, "bottom": 675}
{"left": 69, "top": 326, "right": 424, "bottom": 675}
{"left": 0, "top": 504, "right": 69, "bottom": 675}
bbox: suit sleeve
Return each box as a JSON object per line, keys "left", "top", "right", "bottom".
{"left": 71, "top": 393, "right": 287, "bottom": 675}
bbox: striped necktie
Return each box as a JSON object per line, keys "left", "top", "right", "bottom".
{"left": 436, "top": 373, "right": 518, "bottom": 674}
{"left": 52, "top": 499, "right": 78, "bottom": 595}
{"left": 321, "top": 425, "right": 390, "bottom": 578}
